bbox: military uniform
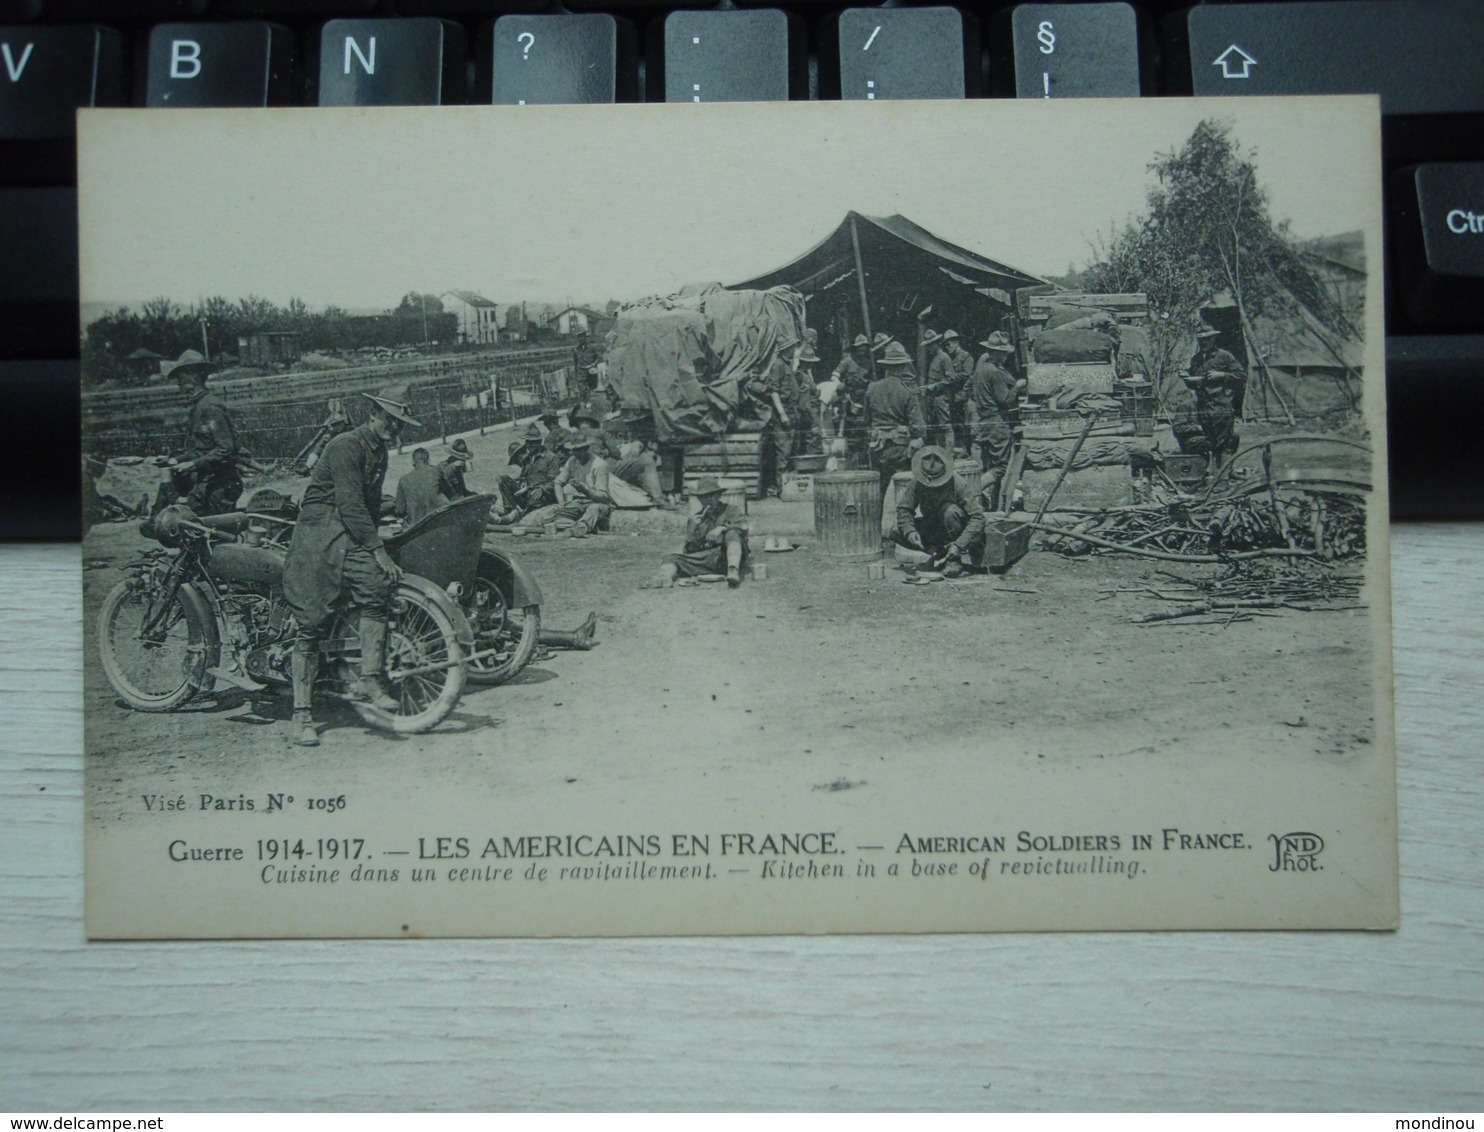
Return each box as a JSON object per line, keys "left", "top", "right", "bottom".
{"left": 864, "top": 369, "right": 926, "bottom": 496}
{"left": 829, "top": 352, "right": 871, "bottom": 462}
{"left": 672, "top": 497, "right": 750, "bottom": 577}
{"left": 944, "top": 341, "right": 976, "bottom": 452}
{"left": 393, "top": 463, "right": 444, "bottom": 527}
{"left": 924, "top": 348, "right": 959, "bottom": 450}
{"left": 553, "top": 450, "right": 612, "bottom": 534}
{"left": 966, "top": 354, "right": 1019, "bottom": 509}
{"left": 1186, "top": 345, "right": 1244, "bottom": 461}
{"left": 893, "top": 473, "right": 986, "bottom": 559}
{"left": 283, "top": 423, "right": 393, "bottom": 644}
{"left": 438, "top": 458, "right": 471, "bottom": 500}
{"left": 172, "top": 387, "right": 242, "bottom": 516}
{"left": 745, "top": 354, "right": 794, "bottom": 496}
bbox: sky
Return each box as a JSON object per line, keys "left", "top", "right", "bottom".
{"left": 77, "top": 97, "right": 1381, "bottom": 315}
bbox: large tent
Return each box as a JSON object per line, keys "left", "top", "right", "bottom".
{"left": 732, "top": 212, "right": 1049, "bottom": 374}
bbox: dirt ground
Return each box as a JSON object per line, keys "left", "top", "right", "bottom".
{"left": 82, "top": 419, "right": 1378, "bottom": 833}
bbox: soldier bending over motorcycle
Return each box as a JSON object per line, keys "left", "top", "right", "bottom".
{"left": 281, "top": 385, "right": 417, "bottom": 747}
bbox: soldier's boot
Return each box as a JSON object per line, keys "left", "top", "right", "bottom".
{"left": 352, "top": 616, "right": 400, "bottom": 712}
{"left": 725, "top": 539, "right": 743, "bottom": 588}
{"left": 290, "top": 650, "right": 320, "bottom": 747}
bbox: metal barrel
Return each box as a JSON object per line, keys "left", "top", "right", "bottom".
{"left": 813, "top": 469, "right": 882, "bottom": 561}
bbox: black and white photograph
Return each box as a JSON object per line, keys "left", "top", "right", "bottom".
{"left": 78, "top": 97, "right": 1394, "bottom": 937}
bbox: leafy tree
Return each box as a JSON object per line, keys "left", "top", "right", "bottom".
{"left": 1083, "top": 118, "right": 1358, "bottom": 406}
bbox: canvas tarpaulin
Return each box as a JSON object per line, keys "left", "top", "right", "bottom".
{"left": 607, "top": 285, "right": 807, "bottom": 444}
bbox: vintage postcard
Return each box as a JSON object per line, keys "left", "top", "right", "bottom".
{"left": 79, "top": 97, "right": 1394, "bottom": 938}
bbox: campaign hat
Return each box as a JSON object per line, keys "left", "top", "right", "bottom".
{"left": 921, "top": 330, "right": 942, "bottom": 349}
{"left": 851, "top": 334, "right": 871, "bottom": 348}
{"left": 979, "top": 331, "right": 1014, "bottom": 353}
{"left": 911, "top": 445, "right": 954, "bottom": 488}
{"left": 693, "top": 475, "right": 724, "bottom": 497}
{"left": 364, "top": 384, "right": 421, "bottom": 426}
{"left": 878, "top": 341, "right": 914, "bottom": 367}
{"left": 942, "top": 329, "right": 961, "bottom": 342}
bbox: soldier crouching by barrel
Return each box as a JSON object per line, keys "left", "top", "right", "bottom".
{"left": 892, "top": 445, "right": 985, "bottom": 575}
{"left": 642, "top": 476, "right": 750, "bottom": 590}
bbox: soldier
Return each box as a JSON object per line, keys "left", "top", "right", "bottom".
{"left": 864, "top": 341, "right": 927, "bottom": 497}
{"left": 941, "top": 330, "right": 976, "bottom": 455}
{"left": 538, "top": 407, "right": 574, "bottom": 454}
{"left": 496, "top": 426, "right": 563, "bottom": 520}
{"left": 1181, "top": 324, "right": 1245, "bottom": 476}
{"left": 827, "top": 333, "right": 872, "bottom": 462}
{"left": 643, "top": 476, "right": 749, "bottom": 589}
{"left": 743, "top": 338, "right": 795, "bottom": 498}
{"left": 282, "top": 386, "right": 418, "bottom": 748}
{"left": 967, "top": 331, "right": 1022, "bottom": 511}
{"left": 552, "top": 435, "right": 613, "bottom": 536}
{"left": 893, "top": 444, "right": 986, "bottom": 574}
{"left": 437, "top": 439, "right": 473, "bottom": 500}
{"left": 791, "top": 341, "right": 823, "bottom": 458}
{"left": 157, "top": 360, "right": 242, "bottom": 517}
{"left": 920, "top": 330, "right": 955, "bottom": 451}
{"left": 393, "top": 447, "right": 443, "bottom": 527}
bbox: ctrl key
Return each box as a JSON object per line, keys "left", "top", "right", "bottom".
{"left": 1392, "top": 163, "right": 1484, "bottom": 326}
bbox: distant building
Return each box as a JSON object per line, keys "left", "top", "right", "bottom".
{"left": 237, "top": 331, "right": 301, "bottom": 367}
{"left": 441, "top": 290, "right": 500, "bottom": 346}
{"left": 552, "top": 306, "right": 607, "bottom": 337}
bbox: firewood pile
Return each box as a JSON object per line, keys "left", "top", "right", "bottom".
{"left": 1099, "top": 560, "right": 1367, "bottom": 626}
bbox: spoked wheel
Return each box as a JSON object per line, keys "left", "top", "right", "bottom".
{"left": 465, "top": 572, "right": 540, "bottom": 686}
{"left": 97, "top": 578, "right": 218, "bottom": 711}
{"left": 333, "top": 584, "right": 467, "bottom": 734}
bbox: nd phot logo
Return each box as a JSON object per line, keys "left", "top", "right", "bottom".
{"left": 1269, "top": 832, "right": 1324, "bottom": 872}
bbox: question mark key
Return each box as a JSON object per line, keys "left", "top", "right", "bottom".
{"left": 482, "top": 13, "right": 639, "bottom": 104}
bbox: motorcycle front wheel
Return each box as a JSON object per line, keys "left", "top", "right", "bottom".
{"left": 97, "top": 578, "right": 218, "bottom": 711}
{"left": 335, "top": 583, "right": 467, "bottom": 734}
{"left": 466, "top": 571, "right": 540, "bottom": 686}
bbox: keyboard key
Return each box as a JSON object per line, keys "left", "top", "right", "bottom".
{"left": 315, "top": 18, "right": 466, "bottom": 105}
{"left": 147, "top": 22, "right": 296, "bottom": 107}
{"left": 1392, "top": 163, "right": 1484, "bottom": 326}
{"left": 0, "top": 24, "right": 124, "bottom": 139}
{"left": 480, "top": 13, "right": 637, "bottom": 105}
{"left": 999, "top": 2, "right": 1142, "bottom": 98}
{"left": 1170, "top": 0, "right": 1484, "bottom": 113}
{"left": 0, "top": 187, "right": 77, "bottom": 358}
{"left": 823, "top": 7, "right": 978, "bottom": 101}
{"left": 652, "top": 8, "right": 804, "bottom": 103}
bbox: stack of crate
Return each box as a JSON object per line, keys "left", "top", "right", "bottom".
{"left": 679, "top": 431, "right": 764, "bottom": 498}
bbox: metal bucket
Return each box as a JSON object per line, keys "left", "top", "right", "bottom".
{"left": 813, "top": 469, "right": 882, "bottom": 561}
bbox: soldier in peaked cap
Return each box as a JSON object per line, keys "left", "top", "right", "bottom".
{"left": 863, "top": 341, "right": 927, "bottom": 497}
{"left": 967, "top": 332, "right": 1022, "bottom": 511}
{"left": 893, "top": 444, "right": 986, "bottom": 573}
{"left": 282, "top": 385, "right": 420, "bottom": 747}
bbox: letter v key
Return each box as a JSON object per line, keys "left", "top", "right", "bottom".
{"left": 3, "top": 42, "right": 35, "bottom": 82}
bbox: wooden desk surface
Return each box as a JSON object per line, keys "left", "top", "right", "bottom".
{"left": 3, "top": 526, "right": 1480, "bottom": 1111}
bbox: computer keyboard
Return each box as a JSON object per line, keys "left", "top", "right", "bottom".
{"left": 3, "top": 0, "right": 1482, "bottom": 537}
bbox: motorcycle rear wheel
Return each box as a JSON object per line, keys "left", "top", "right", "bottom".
{"left": 466, "top": 571, "right": 540, "bottom": 686}
{"left": 98, "top": 578, "right": 218, "bottom": 711}
{"left": 339, "top": 585, "right": 467, "bottom": 734}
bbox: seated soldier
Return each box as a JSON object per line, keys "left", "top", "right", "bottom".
{"left": 496, "top": 425, "right": 562, "bottom": 520}
{"left": 892, "top": 445, "right": 986, "bottom": 574}
{"left": 551, "top": 435, "right": 612, "bottom": 536}
{"left": 438, "top": 439, "right": 474, "bottom": 500}
{"left": 394, "top": 447, "right": 444, "bottom": 527}
{"left": 644, "top": 476, "right": 749, "bottom": 589}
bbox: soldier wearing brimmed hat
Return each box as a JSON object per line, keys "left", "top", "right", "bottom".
{"left": 393, "top": 447, "right": 443, "bottom": 527}
{"left": 496, "top": 425, "right": 562, "bottom": 521}
{"left": 863, "top": 340, "right": 927, "bottom": 496}
{"left": 967, "top": 331, "right": 1022, "bottom": 510}
{"left": 438, "top": 438, "right": 474, "bottom": 501}
{"left": 743, "top": 336, "right": 799, "bottom": 497}
{"left": 941, "top": 330, "right": 976, "bottom": 454}
{"left": 922, "top": 330, "right": 958, "bottom": 451}
{"left": 789, "top": 337, "right": 823, "bottom": 459}
{"left": 156, "top": 358, "right": 242, "bottom": 517}
{"left": 1180, "top": 322, "right": 1245, "bottom": 476}
{"left": 893, "top": 444, "right": 986, "bottom": 573}
{"left": 282, "top": 384, "right": 421, "bottom": 746}
{"left": 644, "top": 476, "right": 749, "bottom": 589}
{"left": 552, "top": 431, "right": 613, "bottom": 535}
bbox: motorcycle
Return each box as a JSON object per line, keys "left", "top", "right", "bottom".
{"left": 381, "top": 496, "right": 544, "bottom": 687}
{"left": 96, "top": 495, "right": 495, "bottom": 734}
